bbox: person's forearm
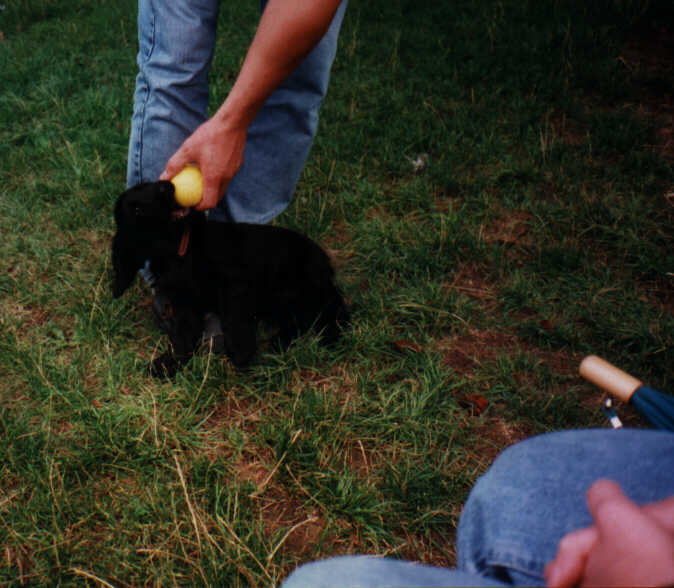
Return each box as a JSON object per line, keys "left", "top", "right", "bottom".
{"left": 160, "top": 0, "right": 343, "bottom": 208}
{"left": 213, "top": 0, "right": 342, "bottom": 131}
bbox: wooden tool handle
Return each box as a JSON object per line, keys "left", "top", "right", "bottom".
{"left": 579, "top": 355, "right": 642, "bottom": 402}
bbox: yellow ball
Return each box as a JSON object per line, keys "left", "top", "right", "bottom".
{"left": 171, "top": 165, "right": 203, "bottom": 207}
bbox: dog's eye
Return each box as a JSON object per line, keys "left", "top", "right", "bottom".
{"left": 134, "top": 206, "right": 141, "bottom": 216}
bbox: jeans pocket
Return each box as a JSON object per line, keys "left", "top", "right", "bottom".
{"left": 137, "top": 0, "right": 156, "bottom": 63}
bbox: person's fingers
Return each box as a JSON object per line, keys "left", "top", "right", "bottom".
{"left": 195, "top": 172, "right": 228, "bottom": 211}
{"left": 545, "top": 527, "right": 598, "bottom": 587}
{"left": 195, "top": 180, "right": 218, "bottom": 210}
{"left": 581, "top": 480, "right": 674, "bottom": 587}
{"left": 643, "top": 497, "right": 674, "bottom": 532}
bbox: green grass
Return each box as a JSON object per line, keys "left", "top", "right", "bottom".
{"left": 1, "top": 0, "right": 673, "bottom": 585}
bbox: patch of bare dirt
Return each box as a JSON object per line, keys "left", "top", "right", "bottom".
{"left": 1, "top": 301, "right": 51, "bottom": 330}
{"left": 195, "top": 393, "right": 266, "bottom": 462}
{"left": 439, "top": 328, "right": 519, "bottom": 376}
{"left": 2, "top": 544, "right": 34, "bottom": 585}
{"left": 622, "top": 25, "right": 674, "bottom": 76}
{"left": 431, "top": 186, "right": 464, "bottom": 215}
{"left": 234, "top": 448, "right": 275, "bottom": 487}
{"left": 395, "top": 523, "right": 460, "bottom": 569}
{"left": 443, "top": 263, "right": 498, "bottom": 305}
{"left": 470, "top": 417, "right": 535, "bottom": 466}
{"left": 636, "top": 275, "right": 674, "bottom": 315}
{"left": 619, "top": 23, "right": 674, "bottom": 286}
{"left": 203, "top": 393, "right": 264, "bottom": 435}
{"left": 439, "top": 325, "right": 580, "bottom": 419}
{"left": 342, "top": 438, "right": 385, "bottom": 480}
{"left": 621, "top": 24, "right": 674, "bottom": 160}
{"left": 234, "top": 448, "right": 332, "bottom": 559}
{"left": 257, "top": 491, "right": 328, "bottom": 557}
{"left": 548, "top": 113, "right": 587, "bottom": 147}
{"left": 482, "top": 210, "right": 533, "bottom": 246}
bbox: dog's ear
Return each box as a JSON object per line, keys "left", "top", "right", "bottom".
{"left": 115, "top": 184, "right": 148, "bottom": 227}
{"left": 111, "top": 232, "right": 142, "bottom": 297}
{"left": 114, "top": 189, "right": 129, "bottom": 226}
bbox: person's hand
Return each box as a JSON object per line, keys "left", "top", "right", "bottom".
{"left": 160, "top": 0, "right": 342, "bottom": 212}
{"left": 160, "top": 114, "right": 247, "bottom": 211}
{"left": 545, "top": 480, "right": 674, "bottom": 587}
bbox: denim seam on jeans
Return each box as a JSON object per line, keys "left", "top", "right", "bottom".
{"left": 140, "top": 6, "right": 155, "bottom": 62}
{"left": 129, "top": 1, "right": 156, "bottom": 187}
{"left": 471, "top": 546, "right": 546, "bottom": 585}
{"left": 129, "top": 78, "right": 149, "bottom": 188}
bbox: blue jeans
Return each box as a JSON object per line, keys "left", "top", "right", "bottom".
{"left": 127, "top": 0, "right": 347, "bottom": 223}
{"left": 281, "top": 429, "right": 674, "bottom": 587}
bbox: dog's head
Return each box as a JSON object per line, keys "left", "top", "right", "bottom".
{"left": 111, "top": 181, "right": 183, "bottom": 297}
{"left": 114, "top": 181, "right": 179, "bottom": 229}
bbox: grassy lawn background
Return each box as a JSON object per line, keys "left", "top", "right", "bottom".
{"left": 1, "top": 0, "right": 672, "bottom": 585}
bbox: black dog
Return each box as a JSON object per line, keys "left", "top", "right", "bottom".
{"left": 112, "top": 181, "right": 349, "bottom": 375}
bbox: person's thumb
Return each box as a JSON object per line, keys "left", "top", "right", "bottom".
{"left": 160, "top": 150, "right": 192, "bottom": 181}
{"left": 586, "top": 480, "right": 639, "bottom": 533}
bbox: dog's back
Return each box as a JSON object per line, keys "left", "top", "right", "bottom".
{"left": 198, "top": 220, "right": 349, "bottom": 342}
